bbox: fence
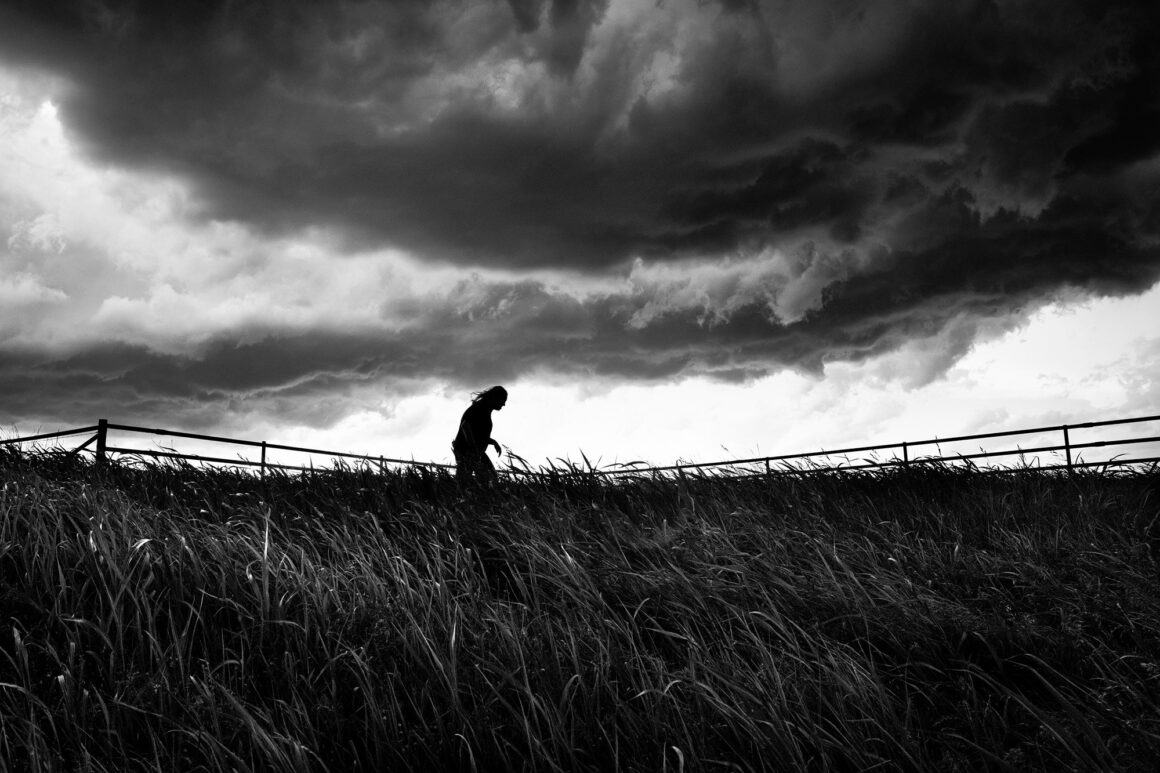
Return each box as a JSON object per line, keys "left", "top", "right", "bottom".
{"left": 0, "top": 420, "right": 453, "bottom": 476}
{"left": 1, "top": 414, "right": 1159, "bottom": 478}
{"left": 597, "top": 414, "right": 1160, "bottom": 477}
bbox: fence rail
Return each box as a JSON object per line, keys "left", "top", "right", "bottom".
{"left": 598, "top": 414, "right": 1160, "bottom": 476}
{"left": 2, "top": 414, "right": 1159, "bottom": 477}
{"left": 1, "top": 419, "right": 453, "bottom": 476}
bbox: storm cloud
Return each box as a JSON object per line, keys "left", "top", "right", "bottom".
{"left": 1, "top": 0, "right": 1159, "bottom": 431}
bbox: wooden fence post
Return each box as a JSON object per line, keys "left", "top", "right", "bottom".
{"left": 1063, "top": 425, "right": 1072, "bottom": 473}
{"left": 260, "top": 441, "right": 267, "bottom": 478}
{"left": 95, "top": 419, "right": 107, "bottom": 466}
{"left": 902, "top": 441, "right": 909, "bottom": 468}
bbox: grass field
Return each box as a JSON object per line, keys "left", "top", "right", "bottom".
{"left": 1, "top": 449, "right": 1158, "bottom": 771}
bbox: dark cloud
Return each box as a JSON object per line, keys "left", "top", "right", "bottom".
{"left": 1, "top": 0, "right": 1155, "bottom": 264}
{"left": 2, "top": 0, "right": 1160, "bottom": 428}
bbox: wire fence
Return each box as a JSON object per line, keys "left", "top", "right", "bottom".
{"left": 2, "top": 414, "right": 1159, "bottom": 478}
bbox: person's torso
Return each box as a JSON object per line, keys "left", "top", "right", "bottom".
{"left": 454, "top": 403, "right": 492, "bottom": 450}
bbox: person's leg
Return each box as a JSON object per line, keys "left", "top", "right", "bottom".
{"left": 480, "top": 452, "right": 496, "bottom": 485}
{"left": 454, "top": 448, "right": 472, "bottom": 484}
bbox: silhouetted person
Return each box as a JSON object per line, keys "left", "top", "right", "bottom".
{"left": 453, "top": 386, "right": 507, "bottom": 484}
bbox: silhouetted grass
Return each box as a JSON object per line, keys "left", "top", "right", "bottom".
{"left": 1, "top": 447, "right": 1159, "bottom": 771}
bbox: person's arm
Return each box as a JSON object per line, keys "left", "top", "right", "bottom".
{"left": 490, "top": 438, "right": 502, "bottom": 455}
{"left": 460, "top": 406, "right": 488, "bottom": 452}
{"left": 456, "top": 417, "right": 475, "bottom": 449}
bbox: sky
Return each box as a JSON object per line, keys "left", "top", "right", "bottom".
{"left": 1, "top": 0, "right": 1158, "bottom": 470}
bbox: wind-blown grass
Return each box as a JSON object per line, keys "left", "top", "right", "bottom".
{"left": 1, "top": 448, "right": 1158, "bottom": 771}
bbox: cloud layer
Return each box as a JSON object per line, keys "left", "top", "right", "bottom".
{"left": 1, "top": 0, "right": 1159, "bottom": 433}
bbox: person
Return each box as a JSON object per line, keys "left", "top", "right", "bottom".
{"left": 452, "top": 386, "right": 507, "bottom": 484}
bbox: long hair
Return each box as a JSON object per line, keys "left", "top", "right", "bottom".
{"left": 471, "top": 385, "right": 507, "bottom": 405}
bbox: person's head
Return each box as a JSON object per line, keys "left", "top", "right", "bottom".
{"left": 473, "top": 385, "right": 508, "bottom": 410}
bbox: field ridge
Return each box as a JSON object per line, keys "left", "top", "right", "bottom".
{"left": 1, "top": 450, "right": 1159, "bottom": 771}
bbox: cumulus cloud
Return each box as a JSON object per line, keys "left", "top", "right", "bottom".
{"left": 0, "top": 273, "right": 67, "bottom": 343}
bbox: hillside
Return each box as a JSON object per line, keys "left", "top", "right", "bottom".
{"left": 1, "top": 450, "right": 1159, "bottom": 771}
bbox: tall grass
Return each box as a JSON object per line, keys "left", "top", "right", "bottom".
{"left": 1, "top": 447, "right": 1158, "bottom": 771}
